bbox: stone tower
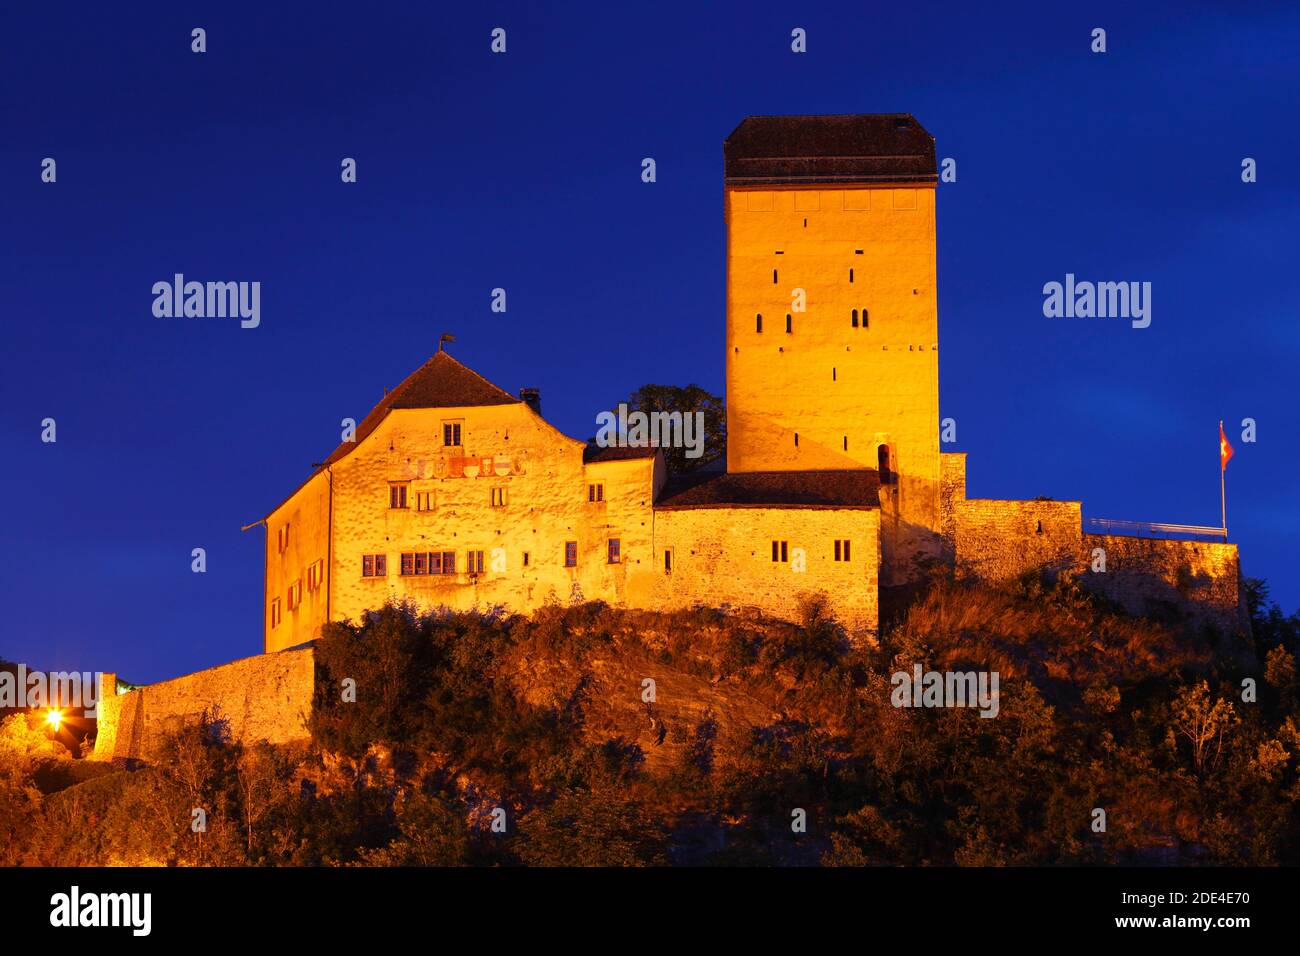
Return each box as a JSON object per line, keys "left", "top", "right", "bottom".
{"left": 722, "top": 114, "right": 942, "bottom": 584}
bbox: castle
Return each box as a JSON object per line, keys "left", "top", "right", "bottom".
{"left": 253, "top": 114, "right": 1244, "bottom": 652}
{"left": 90, "top": 114, "right": 1244, "bottom": 761}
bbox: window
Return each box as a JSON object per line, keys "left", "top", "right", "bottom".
{"left": 277, "top": 524, "right": 289, "bottom": 554}
{"left": 442, "top": 551, "right": 456, "bottom": 574}
{"left": 861, "top": 309, "right": 869, "bottom": 329}
{"left": 794, "top": 433, "right": 799, "bottom": 447}
{"left": 389, "top": 483, "right": 408, "bottom": 509}
{"left": 852, "top": 309, "right": 859, "bottom": 328}
{"left": 664, "top": 550, "right": 673, "bottom": 574}
{"left": 362, "top": 554, "right": 386, "bottom": 577}
{"left": 442, "top": 421, "right": 462, "bottom": 447}
{"left": 490, "top": 487, "right": 507, "bottom": 508}
{"left": 785, "top": 313, "right": 792, "bottom": 334}
{"left": 401, "top": 552, "right": 415, "bottom": 576}
{"left": 843, "top": 436, "right": 848, "bottom": 451}
{"left": 565, "top": 541, "right": 577, "bottom": 567}
{"left": 607, "top": 538, "right": 621, "bottom": 564}
{"left": 523, "top": 551, "right": 531, "bottom": 567}
{"left": 878, "top": 445, "right": 893, "bottom": 484}
{"left": 416, "top": 491, "right": 434, "bottom": 512}
{"left": 415, "top": 551, "right": 428, "bottom": 575}
{"left": 756, "top": 313, "right": 762, "bottom": 333}
{"left": 287, "top": 579, "right": 302, "bottom": 611}
{"left": 772, "top": 540, "right": 788, "bottom": 563}
{"left": 773, "top": 269, "right": 778, "bottom": 284}
{"left": 429, "top": 550, "right": 443, "bottom": 574}
{"left": 834, "top": 540, "right": 852, "bottom": 562}
{"left": 307, "top": 559, "right": 324, "bottom": 591}
{"left": 270, "top": 598, "right": 281, "bottom": 628}
{"left": 849, "top": 268, "right": 855, "bottom": 283}
{"left": 467, "top": 550, "right": 485, "bottom": 574}
{"left": 588, "top": 483, "right": 604, "bottom": 503}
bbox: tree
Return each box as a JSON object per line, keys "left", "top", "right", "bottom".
{"left": 616, "top": 384, "right": 725, "bottom": 475}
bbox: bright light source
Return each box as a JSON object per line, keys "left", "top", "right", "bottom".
{"left": 45, "top": 708, "right": 62, "bottom": 730}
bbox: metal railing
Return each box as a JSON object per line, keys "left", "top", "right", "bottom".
{"left": 1083, "top": 517, "right": 1227, "bottom": 541}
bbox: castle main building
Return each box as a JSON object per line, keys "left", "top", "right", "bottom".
{"left": 255, "top": 115, "right": 1242, "bottom": 654}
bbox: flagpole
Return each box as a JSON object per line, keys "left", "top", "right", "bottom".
{"left": 1219, "top": 420, "right": 1227, "bottom": 539}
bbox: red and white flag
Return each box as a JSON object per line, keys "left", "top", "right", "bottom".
{"left": 1219, "top": 421, "right": 1234, "bottom": 471}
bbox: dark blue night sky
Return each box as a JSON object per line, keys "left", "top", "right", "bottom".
{"left": 3, "top": 2, "right": 1297, "bottom": 682}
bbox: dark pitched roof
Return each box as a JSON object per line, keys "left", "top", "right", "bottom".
{"left": 583, "top": 444, "right": 660, "bottom": 464}
{"left": 260, "top": 351, "right": 519, "bottom": 519}
{"left": 724, "top": 114, "right": 936, "bottom": 187}
{"left": 655, "top": 469, "right": 880, "bottom": 510}
{"left": 319, "top": 351, "right": 519, "bottom": 470}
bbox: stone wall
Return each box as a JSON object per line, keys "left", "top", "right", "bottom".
{"left": 952, "top": 497, "right": 1084, "bottom": 582}
{"left": 1081, "top": 533, "right": 1243, "bottom": 633}
{"left": 91, "top": 646, "right": 315, "bottom": 761}
{"left": 642, "top": 505, "right": 881, "bottom": 635}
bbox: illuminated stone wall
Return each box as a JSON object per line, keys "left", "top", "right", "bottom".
{"left": 91, "top": 646, "right": 314, "bottom": 761}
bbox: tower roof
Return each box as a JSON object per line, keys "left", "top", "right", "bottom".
{"left": 724, "top": 114, "right": 936, "bottom": 187}
{"left": 259, "top": 350, "right": 520, "bottom": 520}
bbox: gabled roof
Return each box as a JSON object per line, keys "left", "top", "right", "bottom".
{"left": 259, "top": 351, "right": 520, "bottom": 521}
{"left": 655, "top": 469, "right": 880, "bottom": 510}
{"left": 724, "top": 114, "right": 936, "bottom": 187}
{"left": 319, "top": 351, "right": 519, "bottom": 470}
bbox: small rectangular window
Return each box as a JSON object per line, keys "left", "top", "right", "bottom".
{"left": 849, "top": 268, "right": 855, "bottom": 283}
{"left": 429, "top": 550, "right": 443, "bottom": 574}
{"left": 389, "top": 484, "right": 408, "bottom": 509}
{"left": 287, "top": 580, "right": 302, "bottom": 610}
{"left": 756, "top": 313, "right": 763, "bottom": 333}
{"left": 442, "top": 551, "right": 456, "bottom": 574}
{"left": 401, "top": 552, "right": 415, "bottom": 576}
{"left": 442, "top": 422, "right": 462, "bottom": 447}
{"left": 375, "top": 554, "right": 386, "bottom": 576}
{"left": 468, "top": 550, "right": 485, "bottom": 574}
{"left": 416, "top": 491, "right": 435, "bottom": 511}
{"left": 664, "top": 550, "right": 673, "bottom": 573}
{"left": 414, "top": 551, "right": 428, "bottom": 575}
{"left": 277, "top": 524, "right": 289, "bottom": 554}
{"left": 834, "top": 540, "right": 852, "bottom": 562}
{"left": 307, "top": 558, "right": 324, "bottom": 590}
{"left": 491, "top": 487, "right": 507, "bottom": 508}
{"left": 271, "top": 598, "right": 281, "bottom": 628}
{"left": 523, "top": 551, "right": 531, "bottom": 567}
{"left": 773, "top": 269, "right": 778, "bottom": 284}
{"left": 363, "top": 554, "right": 375, "bottom": 577}
{"left": 785, "top": 314, "right": 792, "bottom": 334}
{"left": 588, "top": 483, "right": 604, "bottom": 503}
{"left": 772, "top": 540, "right": 789, "bottom": 563}
{"left": 565, "top": 541, "right": 577, "bottom": 567}
{"left": 608, "top": 538, "right": 621, "bottom": 564}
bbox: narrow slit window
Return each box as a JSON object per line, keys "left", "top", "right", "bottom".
{"left": 862, "top": 309, "right": 869, "bottom": 329}
{"left": 664, "top": 550, "right": 673, "bottom": 573}
{"left": 852, "top": 309, "right": 859, "bottom": 328}
{"left": 756, "top": 313, "right": 762, "bottom": 333}
{"left": 564, "top": 541, "right": 578, "bottom": 567}
{"left": 849, "top": 268, "right": 854, "bottom": 283}
{"left": 773, "top": 269, "right": 778, "bottom": 284}
{"left": 785, "top": 314, "right": 792, "bottom": 333}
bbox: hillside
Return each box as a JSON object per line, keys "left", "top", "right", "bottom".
{"left": 2, "top": 575, "right": 1298, "bottom": 867}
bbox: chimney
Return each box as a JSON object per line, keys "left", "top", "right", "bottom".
{"left": 519, "top": 387, "right": 541, "bottom": 416}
